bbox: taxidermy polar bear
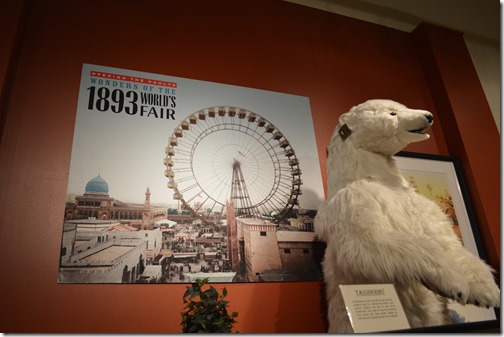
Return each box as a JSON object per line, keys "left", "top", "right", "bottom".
{"left": 314, "top": 99, "right": 500, "bottom": 333}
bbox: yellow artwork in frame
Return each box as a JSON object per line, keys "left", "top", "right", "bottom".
{"left": 394, "top": 151, "right": 497, "bottom": 324}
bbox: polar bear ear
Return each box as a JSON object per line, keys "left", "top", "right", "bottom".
{"left": 337, "top": 112, "right": 353, "bottom": 141}
{"left": 339, "top": 112, "right": 350, "bottom": 124}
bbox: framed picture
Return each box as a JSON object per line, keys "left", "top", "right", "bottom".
{"left": 394, "top": 151, "right": 498, "bottom": 325}
{"left": 58, "top": 64, "right": 326, "bottom": 284}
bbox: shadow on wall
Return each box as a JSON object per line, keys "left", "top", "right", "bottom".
{"left": 274, "top": 281, "right": 328, "bottom": 332}
{"left": 231, "top": 283, "right": 280, "bottom": 332}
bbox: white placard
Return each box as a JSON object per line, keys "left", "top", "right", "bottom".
{"left": 339, "top": 284, "right": 410, "bottom": 333}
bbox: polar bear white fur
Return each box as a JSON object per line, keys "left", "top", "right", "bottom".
{"left": 314, "top": 99, "right": 500, "bottom": 333}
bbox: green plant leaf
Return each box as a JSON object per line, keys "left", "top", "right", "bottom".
{"left": 180, "top": 278, "right": 238, "bottom": 333}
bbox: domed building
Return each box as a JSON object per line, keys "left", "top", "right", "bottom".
{"left": 65, "top": 174, "right": 166, "bottom": 230}
{"left": 85, "top": 174, "right": 110, "bottom": 194}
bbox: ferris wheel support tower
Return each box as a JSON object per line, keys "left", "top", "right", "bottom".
{"left": 230, "top": 159, "right": 260, "bottom": 219}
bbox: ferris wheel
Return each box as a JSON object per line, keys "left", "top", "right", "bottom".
{"left": 164, "top": 106, "right": 302, "bottom": 224}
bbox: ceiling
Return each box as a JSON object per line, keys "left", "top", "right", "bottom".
{"left": 285, "top": 0, "right": 500, "bottom": 45}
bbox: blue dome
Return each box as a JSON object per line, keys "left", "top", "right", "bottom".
{"left": 85, "top": 175, "right": 109, "bottom": 194}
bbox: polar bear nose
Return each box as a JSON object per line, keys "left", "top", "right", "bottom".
{"left": 426, "top": 114, "right": 433, "bottom": 124}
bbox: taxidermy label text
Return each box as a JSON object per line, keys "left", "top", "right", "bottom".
{"left": 340, "top": 284, "right": 409, "bottom": 333}
{"left": 354, "top": 288, "right": 385, "bottom": 296}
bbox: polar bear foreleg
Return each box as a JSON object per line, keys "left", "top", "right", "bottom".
{"left": 321, "top": 256, "right": 355, "bottom": 333}
{"left": 335, "top": 229, "right": 470, "bottom": 303}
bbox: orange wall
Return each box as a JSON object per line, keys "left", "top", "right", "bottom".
{"left": 412, "top": 24, "right": 501, "bottom": 276}
{"left": 0, "top": 0, "right": 498, "bottom": 333}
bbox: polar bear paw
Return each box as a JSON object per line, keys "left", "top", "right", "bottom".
{"left": 421, "top": 271, "right": 470, "bottom": 303}
{"left": 457, "top": 260, "right": 501, "bottom": 308}
{"left": 464, "top": 276, "right": 501, "bottom": 308}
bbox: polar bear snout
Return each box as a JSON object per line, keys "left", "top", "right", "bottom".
{"left": 408, "top": 113, "right": 433, "bottom": 134}
{"left": 422, "top": 112, "right": 434, "bottom": 127}
{"left": 395, "top": 109, "right": 434, "bottom": 145}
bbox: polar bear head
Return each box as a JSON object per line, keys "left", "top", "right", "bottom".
{"left": 333, "top": 99, "right": 434, "bottom": 156}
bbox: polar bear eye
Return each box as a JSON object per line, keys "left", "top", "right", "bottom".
{"left": 390, "top": 111, "right": 397, "bottom": 116}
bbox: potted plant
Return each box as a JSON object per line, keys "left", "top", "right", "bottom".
{"left": 180, "top": 278, "right": 239, "bottom": 333}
